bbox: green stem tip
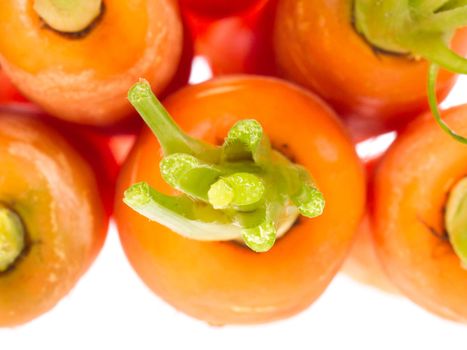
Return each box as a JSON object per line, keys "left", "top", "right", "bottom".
{"left": 354, "top": 0, "right": 467, "bottom": 143}
{"left": 208, "top": 173, "right": 265, "bottom": 211}
{"left": 428, "top": 64, "right": 467, "bottom": 144}
{"left": 0, "top": 206, "right": 25, "bottom": 272}
{"left": 445, "top": 177, "right": 467, "bottom": 268}
{"left": 124, "top": 80, "right": 325, "bottom": 252}
{"left": 34, "top": 0, "right": 102, "bottom": 33}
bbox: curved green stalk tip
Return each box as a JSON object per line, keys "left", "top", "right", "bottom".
{"left": 128, "top": 79, "right": 219, "bottom": 159}
{"left": 445, "top": 177, "right": 467, "bottom": 267}
{"left": 227, "top": 119, "right": 263, "bottom": 150}
{"left": 241, "top": 220, "right": 276, "bottom": 253}
{"left": 223, "top": 119, "right": 270, "bottom": 162}
{"left": 428, "top": 64, "right": 467, "bottom": 144}
{"left": 128, "top": 79, "right": 152, "bottom": 104}
{"left": 208, "top": 173, "right": 265, "bottom": 210}
{"left": 208, "top": 179, "right": 234, "bottom": 209}
{"left": 0, "top": 207, "right": 25, "bottom": 271}
{"left": 293, "top": 183, "right": 325, "bottom": 218}
{"left": 160, "top": 153, "right": 202, "bottom": 187}
{"left": 123, "top": 181, "right": 152, "bottom": 208}
{"left": 224, "top": 173, "right": 265, "bottom": 206}
{"left": 160, "top": 153, "right": 222, "bottom": 201}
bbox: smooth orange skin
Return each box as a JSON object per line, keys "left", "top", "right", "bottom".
{"left": 0, "top": 114, "right": 107, "bottom": 327}
{"left": 273, "top": 0, "right": 467, "bottom": 135}
{"left": 115, "top": 76, "right": 365, "bottom": 325}
{"left": 374, "top": 105, "right": 467, "bottom": 323}
{"left": 0, "top": 0, "right": 183, "bottom": 126}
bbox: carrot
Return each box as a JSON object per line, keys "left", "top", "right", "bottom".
{"left": 114, "top": 76, "right": 365, "bottom": 325}
{"left": 0, "top": 0, "right": 183, "bottom": 126}
{"left": 188, "top": 1, "right": 276, "bottom": 76}
{"left": 179, "top": 0, "right": 268, "bottom": 19}
{"left": 0, "top": 113, "right": 107, "bottom": 327}
{"left": 273, "top": 0, "right": 467, "bottom": 136}
{"left": 0, "top": 68, "right": 26, "bottom": 105}
{"left": 373, "top": 105, "right": 467, "bottom": 322}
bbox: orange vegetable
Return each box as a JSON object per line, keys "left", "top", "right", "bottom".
{"left": 373, "top": 105, "right": 467, "bottom": 322}
{"left": 273, "top": 0, "right": 467, "bottom": 135}
{"left": 189, "top": 1, "right": 276, "bottom": 76}
{"left": 0, "top": 0, "right": 183, "bottom": 126}
{"left": 115, "top": 76, "right": 365, "bottom": 324}
{"left": 0, "top": 113, "right": 107, "bottom": 327}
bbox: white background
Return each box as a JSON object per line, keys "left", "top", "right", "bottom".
{"left": 2, "top": 65, "right": 467, "bottom": 349}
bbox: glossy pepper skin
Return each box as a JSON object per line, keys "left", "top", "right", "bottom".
{"left": 0, "top": 0, "right": 183, "bottom": 126}
{"left": 373, "top": 105, "right": 467, "bottom": 322}
{"left": 0, "top": 113, "right": 107, "bottom": 327}
{"left": 115, "top": 76, "right": 365, "bottom": 325}
{"left": 273, "top": 0, "right": 467, "bottom": 137}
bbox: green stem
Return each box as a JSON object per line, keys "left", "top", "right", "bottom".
{"left": 419, "top": 7, "right": 467, "bottom": 31}
{"left": 128, "top": 80, "right": 220, "bottom": 162}
{"left": 445, "top": 177, "right": 467, "bottom": 267}
{"left": 440, "top": 0, "right": 467, "bottom": 11}
{"left": 33, "top": 0, "right": 102, "bottom": 33}
{"left": 405, "top": 34, "right": 467, "bottom": 74}
{"left": 222, "top": 119, "right": 271, "bottom": 163}
{"left": 354, "top": 0, "right": 467, "bottom": 143}
{"left": 124, "top": 81, "right": 325, "bottom": 252}
{"left": 124, "top": 182, "right": 243, "bottom": 241}
{"left": 428, "top": 64, "right": 467, "bottom": 143}
{"left": 241, "top": 218, "right": 276, "bottom": 253}
{"left": 160, "top": 153, "right": 223, "bottom": 202}
{"left": 0, "top": 206, "right": 25, "bottom": 272}
{"left": 208, "top": 173, "right": 265, "bottom": 211}
{"left": 411, "top": 0, "right": 450, "bottom": 13}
